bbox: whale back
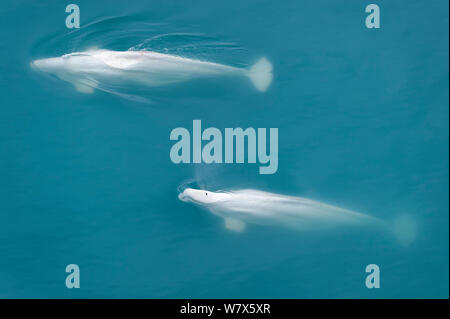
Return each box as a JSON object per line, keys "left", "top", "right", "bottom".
{"left": 214, "top": 189, "right": 381, "bottom": 229}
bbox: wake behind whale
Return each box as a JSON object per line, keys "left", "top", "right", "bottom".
{"left": 178, "top": 187, "right": 417, "bottom": 246}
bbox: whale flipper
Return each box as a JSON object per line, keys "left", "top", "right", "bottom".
{"left": 224, "top": 217, "right": 246, "bottom": 232}
{"left": 72, "top": 78, "right": 98, "bottom": 94}
{"left": 74, "top": 82, "right": 95, "bottom": 94}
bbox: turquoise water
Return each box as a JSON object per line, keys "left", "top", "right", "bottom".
{"left": 0, "top": 0, "right": 448, "bottom": 298}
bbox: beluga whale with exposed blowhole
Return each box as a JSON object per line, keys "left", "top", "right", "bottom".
{"left": 178, "top": 187, "right": 417, "bottom": 246}
{"left": 30, "top": 49, "right": 273, "bottom": 96}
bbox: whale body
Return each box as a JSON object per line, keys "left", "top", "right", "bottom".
{"left": 31, "top": 49, "right": 273, "bottom": 95}
{"left": 178, "top": 187, "right": 417, "bottom": 245}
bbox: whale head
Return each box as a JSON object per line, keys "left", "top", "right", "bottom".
{"left": 178, "top": 188, "right": 230, "bottom": 205}
{"left": 31, "top": 57, "right": 66, "bottom": 74}
{"left": 30, "top": 52, "right": 98, "bottom": 75}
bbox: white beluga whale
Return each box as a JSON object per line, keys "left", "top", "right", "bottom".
{"left": 30, "top": 49, "right": 273, "bottom": 96}
{"left": 178, "top": 187, "right": 417, "bottom": 246}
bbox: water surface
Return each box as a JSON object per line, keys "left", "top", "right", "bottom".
{"left": 0, "top": 0, "right": 448, "bottom": 298}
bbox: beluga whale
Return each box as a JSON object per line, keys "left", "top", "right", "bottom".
{"left": 178, "top": 187, "right": 417, "bottom": 246}
{"left": 30, "top": 49, "right": 273, "bottom": 97}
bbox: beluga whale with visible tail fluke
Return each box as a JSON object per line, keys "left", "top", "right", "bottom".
{"left": 31, "top": 49, "right": 273, "bottom": 97}
{"left": 178, "top": 187, "right": 417, "bottom": 246}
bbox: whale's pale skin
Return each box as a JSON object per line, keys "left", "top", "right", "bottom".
{"left": 31, "top": 49, "right": 273, "bottom": 94}
{"left": 178, "top": 187, "right": 417, "bottom": 245}
{"left": 178, "top": 188, "right": 382, "bottom": 232}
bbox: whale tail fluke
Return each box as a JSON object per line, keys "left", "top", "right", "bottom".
{"left": 391, "top": 214, "right": 417, "bottom": 246}
{"left": 248, "top": 57, "right": 273, "bottom": 92}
